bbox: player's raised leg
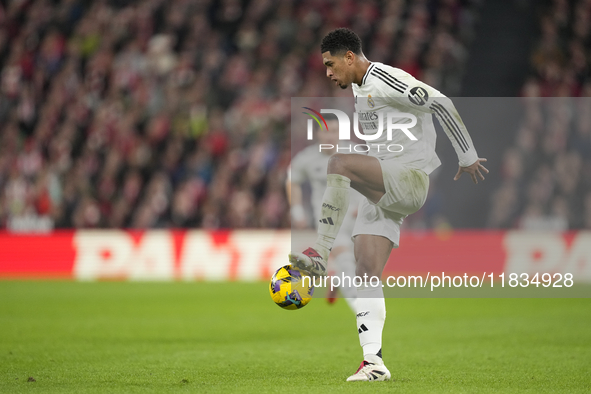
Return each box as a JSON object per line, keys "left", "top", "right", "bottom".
{"left": 328, "top": 153, "right": 387, "bottom": 205}
{"left": 289, "top": 154, "right": 385, "bottom": 276}
{"left": 346, "top": 234, "right": 392, "bottom": 382}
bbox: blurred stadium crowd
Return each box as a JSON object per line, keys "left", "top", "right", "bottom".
{"left": 0, "top": 0, "right": 589, "bottom": 231}
{"left": 490, "top": 0, "right": 591, "bottom": 230}
{"left": 0, "top": 0, "right": 482, "bottom": 231}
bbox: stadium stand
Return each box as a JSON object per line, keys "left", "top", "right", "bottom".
{"left": 0, "top": 0, "right": 483, "bottom": 231}
{"left": 488, "top": 0, "right": 591, "bottom": 230}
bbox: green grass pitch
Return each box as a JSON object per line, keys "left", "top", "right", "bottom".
{"left": 1, "top": 281, "right": 590, "bottom": 393}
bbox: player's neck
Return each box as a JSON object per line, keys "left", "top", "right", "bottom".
{"left": 354, "top": 57, "right": 371, "bottom": 86}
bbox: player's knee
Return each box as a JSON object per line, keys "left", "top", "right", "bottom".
{"left": 355, "top": 258, "right": 380, "bottom": 278}
{"left": 327, "top": 154, "right": 349, "bottom": 176}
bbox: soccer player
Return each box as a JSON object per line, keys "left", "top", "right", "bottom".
{"left": 287, "top": 119, "right": 360, "bottom": 310}
{"left": 289, "top": 28, "right": 488, "bottom": 382}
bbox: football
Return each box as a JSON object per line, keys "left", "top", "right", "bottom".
{"left": 269, "top": 265, "right": 314, "bottom": 310}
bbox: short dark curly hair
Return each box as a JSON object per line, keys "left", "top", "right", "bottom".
{"left": 320, "top": 28, "right": 362, "bottom": 56}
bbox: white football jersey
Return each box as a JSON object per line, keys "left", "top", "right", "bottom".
{"left": 352, "top": 62, "right": 478, "bottom": 174}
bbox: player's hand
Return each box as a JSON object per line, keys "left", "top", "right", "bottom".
{"left": 454, "top": 158, "right": 488, "bottom": 184}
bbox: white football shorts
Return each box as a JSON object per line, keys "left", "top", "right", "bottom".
{"left": 352, "top": 158, "right": 429, "bottom": 248}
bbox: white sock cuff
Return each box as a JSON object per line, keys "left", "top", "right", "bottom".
{"left": 357, "top": 281, "right": 384, "bottom": 297}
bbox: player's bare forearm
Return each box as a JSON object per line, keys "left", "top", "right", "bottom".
{"left": 285, "top": 180, "right": 291, "bottom": 205}
{"left": 454, "top": 158, "right": 489, "bottom": 184}
{"left": 289, "top": 182, "right": 304, "bottom": 207}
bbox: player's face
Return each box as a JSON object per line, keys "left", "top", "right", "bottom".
{"left": 322, "top": 51, "right": 353, "bottom": 89}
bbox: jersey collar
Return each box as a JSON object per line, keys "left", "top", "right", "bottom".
{"left": 358, "top": 62, "right": 375, "bottom": 87}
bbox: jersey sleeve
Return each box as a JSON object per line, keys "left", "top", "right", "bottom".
{"left": 375, "top": 68, "right": 479, "bottom": 168}
{"left": 427, "top": 96, "right": 479, "bottom": 167}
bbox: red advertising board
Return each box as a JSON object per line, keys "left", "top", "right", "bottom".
{"left": 0, "top": 230, "right": 589, "bottom": 282}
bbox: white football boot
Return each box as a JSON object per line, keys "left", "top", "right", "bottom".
{"left": 288, "top": 247, "right": 327, "bottom": 277}
{"left": 346, "top": 359, "right": 391, "bottom": 382}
